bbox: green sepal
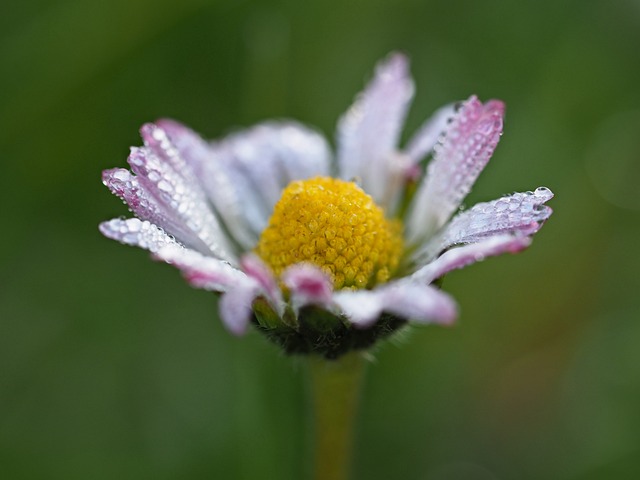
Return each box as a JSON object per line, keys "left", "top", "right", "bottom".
{"left": 252, "top": 297, "right": 282, "bottom": 329}
{"left": 253, "top": 304, "right": 407, "bottom": 360}
{"left": 298, "top": 306, "right": 345, "bottom": 333}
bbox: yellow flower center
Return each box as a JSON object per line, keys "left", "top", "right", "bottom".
{"left": 255, "top": 177, "right": 403, "bottom": 290}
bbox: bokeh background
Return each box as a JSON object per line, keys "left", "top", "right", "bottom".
{"left": 2, "top": 0, "right": 640, "bottom": 478}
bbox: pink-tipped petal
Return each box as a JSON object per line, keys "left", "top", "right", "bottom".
{"left": 240, "top": 254, "right": 284, "bottom": 315}
{"left": 127, "top": 146, "right": 236, "bottom": 262}
{"left": 407, "top": 96, "right": 505, "bottom": 241}
{"left": 99, "top": 218, "right": 181, "bottom": 253}
{"left": 154, "top": 245, "right": 247, "bottom": 292}
{"left": 102, "top": 168, "right": 211, "bottom": 253}
{"left": 282, "top": 263, "right": 334, "bottom": 310}
{"left": 337, "top": 53, "right": 415, "bottom": 206}
{"left": 219, "top": 283, "right": 260, "bottom": 336}
{"left": 411, "top": 235, "right": 532, "bottom": 285}
{"left": 334, "top": 281, "right": 457, "bottom": 328}
{"left": 415, "top": 187, "right": 554, "bottom": 262}
{"left": 404, "top": 102, "right": 456, "bottom": 164}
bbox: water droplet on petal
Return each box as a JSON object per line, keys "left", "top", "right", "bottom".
{"left": 495, "top": 202, "right": 508, "bottom": 212}
{"left": 113, "top": 170, "right": 129, "bottom": 181}
{"left": 534, "top": 186, "right": 553, "bottom": 201}
{"left": 158, "top": 180, "right": 173, "bottom": 192}
{"left": 129, "top": 219, "right": 142, "bottom": 232}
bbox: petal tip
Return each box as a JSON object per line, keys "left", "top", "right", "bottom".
{"left": 380, "top": 51, "right": 410, "bottom": 73}
{"left": 97, "top": 220, "right": 110, "bottom": 237}
{"left": 486, "top": 99, "right": 506, "bottom": 116}
{"left": 139, "top": 122, "right": 158, "bottom": 138}
{"left": 282, "top": 263, "right": 334, "bottom": 306}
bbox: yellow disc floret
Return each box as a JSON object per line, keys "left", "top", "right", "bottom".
{"left": 255, "top": 177, "right": 403, "bottom": 290}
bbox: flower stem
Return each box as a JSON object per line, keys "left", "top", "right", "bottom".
{"left": 307, "top": 352, "right": 367, "bottom": 480}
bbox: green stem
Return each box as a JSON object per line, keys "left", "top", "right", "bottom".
{"left": 307, "top": 352, "right": 367, "bottom": 480}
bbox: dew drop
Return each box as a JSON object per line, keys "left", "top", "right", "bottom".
{"left": 158, "top": 180, "right": 173, "bottom": 192}
{"left": 123, "top": 233, "right": 138, "bottom": 244}
{"left": 113, "top": 170, "right": 129, "bottom": 181}
{"left": 128, "top": 219, "right": 142, "bottom": 232}
{"left": 534, "top": 186, "right": 553, "bottom": 200}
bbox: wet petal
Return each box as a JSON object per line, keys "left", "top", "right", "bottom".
{"left": 407, "top": 96, "right": 505, "bottom": 241}
{"left": 334, "top": 281, "right": 457, "bottom": 327}
{"left": 150, "top": 120, "right": 325, "bottom": 251}
{"left": 155, "top": 119, "right": 209, "bottom": 172}
{"left": 102, "top": 168, "right": 211, "bottom": 253}
{"left": 157, "top": 119, "right": 262, "bottom": 249}
{"left": 415, "top": 187, "right": 553, "bottom": 263}
{"left": 411, "top": 234, "right": 532, "bottom": 284}
{"left": 336, "top": 53, "right": 414, "bottom": 207}
{"left": 99, "top": 218, "right": 181, "bottom": 253}
{"left": 140, "top": 123, "right": 195, "bottom": 180}
{"left": 127, "top": 146, "right": 236, "bottom": 262}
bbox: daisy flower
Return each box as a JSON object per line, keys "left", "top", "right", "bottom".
{"left": 100, "top": 53, "right": 553, "bottom": 358}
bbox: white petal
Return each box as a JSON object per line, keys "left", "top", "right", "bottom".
{"left": 222, "top": 122, "right": 331, "bottom": 200}
{"left": 334, "top": 281, "right": 457, "bottom": 327}
{"left": 155, "top": 119, "right": 256, "bottom": 247}
{"left": 99, "top": 218, "right": 181, "bottom": 253}
{"left": 261, "top": 122, "right": 332, "bottom": 182}
{"left": 407, "top": 96, "right": 505, "bottom": 242}
{"left": 100, "top": 221, "right": 243, "bottom": 296}
{"left": 102, "top": 168, "right": 211, "bottom": 254}
{"left": 414, "top": 187, "right": 553, "bottom": 263}
{"left": 410, "top": 234, "right": 532, "bottom": 285}
{"left": 282, "top": 263, "right": 334, "bottom": 311}
{"left": 332, "top": 290, "right": 383, "bottom": 327}
{"left": 206, "top": 122, "right": 332, "bottom": 247}
{"left": 379, "top": 282, "right": 457, "bottom": 325}
{"left": 219, "top": 282, "right": 261, "bottom": 336}
{"left": 127, "top": 146, "right": 236, "bottom": 263}
{"left": 141, "top": 124, "right": 238, "bottom": 245}
{"left": 141, "top": 123, "right": 195, "bottom": 180}
{"left": 154, "top": 245, "right": 248, "bottom": 292}
{"left": 336, "top": 53, "right": 414, "bottom": 208}
{"left": 404, "top": 102, "right": 456, "bottom": 164}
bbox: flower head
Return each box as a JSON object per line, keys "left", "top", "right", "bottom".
{"left": 100, "top": 53, "right": 553, "bottom": 358}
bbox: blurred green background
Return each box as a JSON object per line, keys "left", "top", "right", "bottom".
{"left": 2, "top": 0, "right": 640, "bottom": 478}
